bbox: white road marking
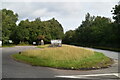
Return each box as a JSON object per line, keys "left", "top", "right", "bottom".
{"left": 55, "top": 73, "right": 120, "bottom": 78}
{"left": 113, "top": 73, "right": 120, "bottom": 78}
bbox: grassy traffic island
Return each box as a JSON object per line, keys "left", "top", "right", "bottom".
{"left": 12, "top": 45, "right": 114, "bottom": 70}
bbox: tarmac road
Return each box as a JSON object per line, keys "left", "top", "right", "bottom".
{"left": 1, "top": 46, "right": 120, "bottom": 79}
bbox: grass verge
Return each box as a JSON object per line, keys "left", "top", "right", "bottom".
{"left": 91, "top": 46, "right": 120, "bottom": 52}
{"left": 2, "top": 44, "right": 15, "bottom": 47}
{"left": 72, "top": 43, "right": 120, "bottom": 52}
{"left": 12, "top": 45, "right": 113, "bottom": 70}
{"left": 2, "top": 44, "right": 33, "bottom": 47}
{"left": 37, "top": 44, "right": 50, "bottom": 48}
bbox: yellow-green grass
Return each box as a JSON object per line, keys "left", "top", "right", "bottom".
{"left": 2, "top": 44, "right": 15, "bottom": 47}
{"left": 12, "top": 45, "right": 113, "bottom": 70}
{"left": 37, "top": 44, "right": 50, "bottom": 48}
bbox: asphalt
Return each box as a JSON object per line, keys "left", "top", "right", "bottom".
{"left": 1, "top": 46, "right": 120, "bottom": 79}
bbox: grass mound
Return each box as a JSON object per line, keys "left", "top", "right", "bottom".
{"left": 12, "top": 45, "right": 113, "bottom": 70}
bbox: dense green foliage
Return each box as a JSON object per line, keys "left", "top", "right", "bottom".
{"left": 63, "top": 30, "right": 75, "bottom": 44}
{"left": 63, "top": 4, "right": 120, "bottom": 49}
{"left": 1, "top": 9, "right": 18, "bottom": 44}
{"left": 112, "top": 4, "right": 120, "bottom": 48}
{"left": 1, "top": 9, "right": 64, "bottom": 44}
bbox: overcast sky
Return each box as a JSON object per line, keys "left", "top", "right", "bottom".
{"left": 1, "top": 0, "right": 119, "bottom": 32}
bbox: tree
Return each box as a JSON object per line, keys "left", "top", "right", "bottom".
{"left": 2, "top": 9, "right": 18, "bottom": 44}
{"left": 112, "top": 3, "right": 120, "bottom": 24}
{"left": 1, "top": 9, "right": 64, "bottom": 45}
{"left": 74, "top": 13, "right": 95, "bottom": 46}
{"left": 10, "top": 26, "right": 29, "bottom": 44}
{"left": 35, "top": 17, "right": 41, "bottom": 22}
{"left": 81, "top": 13, "right": 95, "bottom": 27}
{"left": 63, "top": 30, "right": 75, "bottom": 44}
{"left": 67, "top": 13, "right": 115, "bottom": 47}
{"left": 111, "top": 3, "right": 120, "bottom": 48}
{"left": 11, "top": 17, "right": 64, "bottom": 44}
{"left": 14, "top": 19, "right": 30, "bottom": 43}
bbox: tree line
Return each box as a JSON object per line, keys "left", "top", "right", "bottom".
{"left": 63, "top": 4, "right": 120, "bottom": 49}
{"left": 1, "top": 3, "right": 120, "bottom": 49}
{"left": 1, "top": 9, "right": 64, "bottom": 44}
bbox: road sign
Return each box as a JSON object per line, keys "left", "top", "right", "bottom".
{"left": 51, "top": 40, "right": 62, "bottom": 47}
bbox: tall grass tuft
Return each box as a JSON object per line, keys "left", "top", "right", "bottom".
{"left": 21, "top": 45, "right": 94, "bottom": 61}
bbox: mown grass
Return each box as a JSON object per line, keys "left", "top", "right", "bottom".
{"left": 12, "top": 45, "right": 113, "bottom": 70}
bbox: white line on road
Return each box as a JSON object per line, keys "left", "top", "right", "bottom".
{"left": 55, "top": 73, "right": 120, "bottom": 79}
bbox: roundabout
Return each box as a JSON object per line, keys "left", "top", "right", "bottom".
{"left": 2, "top": 46, "right": 119, "bottom": 79}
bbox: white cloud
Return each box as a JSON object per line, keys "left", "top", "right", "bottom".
{"left": 32, "top": 8, "right": 47, "bottom": 17}
{"left": 2, "top": 0, "right": 120, "bottom": 2}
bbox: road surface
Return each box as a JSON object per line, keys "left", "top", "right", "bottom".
{"left": 1, "top": 46, "right": 120, "bottom": 79}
